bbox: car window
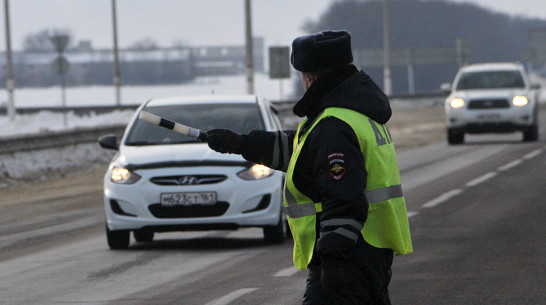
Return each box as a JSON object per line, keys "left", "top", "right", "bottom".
{"left": 125, "top": 103, "right": 265, "bottom": 145}
{"left": 455, "top": 70, "right": 525, "bottom": 90}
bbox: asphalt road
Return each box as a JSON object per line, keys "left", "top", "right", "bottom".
{"left": 0, "top": 111, "right": 545, "bottom": 305}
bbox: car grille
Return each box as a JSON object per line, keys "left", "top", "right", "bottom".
{"left": 467, "top": 99, "right": 510, "bottom": 109}
{"left": 148, "top": 202, "right": 229, "bottom": 218}
{"left": 150, "top": 175, "right": 227, "bottom": 186}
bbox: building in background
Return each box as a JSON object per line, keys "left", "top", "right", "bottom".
{"left": 0, "top": 37, "right": 264, "bottom": 88}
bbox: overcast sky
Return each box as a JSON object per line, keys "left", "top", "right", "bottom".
{"left": 0, "top": 0, "right": 545, "bottom": 51}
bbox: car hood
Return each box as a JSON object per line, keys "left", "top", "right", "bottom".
{"left": 116, "top": 143, "right": 247, "bottom": 167}
{"left": 451, "top": 88, "right": 529, "bottom": 100}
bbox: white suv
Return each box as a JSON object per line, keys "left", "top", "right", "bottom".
{"left": 443, "top": 62, "right": 540, "bottom": 144}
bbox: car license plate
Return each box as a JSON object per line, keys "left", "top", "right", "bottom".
{"left": 160, "top": 192, "right": 216, "bottom": 206}
{"left": 477, "top": 113, "right": 501, "bottom": 120}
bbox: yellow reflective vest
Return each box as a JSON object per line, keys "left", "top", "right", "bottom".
{"left": 284, "top": 107, "right": 413, "bottom": 269}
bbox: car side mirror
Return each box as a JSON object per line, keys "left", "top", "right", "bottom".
{"left": 440, "top": 82, "right": 452, "bottom": 93}
{"left": 98, "top": 134, "right": 119, "bottom": 150}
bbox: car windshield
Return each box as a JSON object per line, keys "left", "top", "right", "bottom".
{"left": 456, "top": 70, "right": 525, "bottom": 90}
{"left": 125, "top": 103, "right": 265, "bottom": 145}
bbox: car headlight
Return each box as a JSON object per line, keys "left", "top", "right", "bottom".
{"left": 237, "top": 164, "right": 273, "bottom": 180}
{"left": 512, "top": 96, "right": 528, "bottom": 107}
{"left": 111, "top": 167, "right": 141, "bottom": 184}
{"left": 449, "top": 98, "right": 465, "bottom": 109}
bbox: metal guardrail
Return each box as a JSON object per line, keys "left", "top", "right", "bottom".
{"left": 0, "top": 94, "right": 447, "bottom": 154}
{"left": 0, "top": 105, "right": 139, "bottom": 116}
{"left": 0, "top": 125, "right": 126, "bottom": 154}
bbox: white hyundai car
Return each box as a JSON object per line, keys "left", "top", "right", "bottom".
{"left": 98, "top": 95, "right": 287, "bottom": 249}
{"left": 443, "top": 62, "right": 540, "bottom": 144}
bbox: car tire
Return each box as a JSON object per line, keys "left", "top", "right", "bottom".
{"left": 523, "top": 124, "right": 538, "bottom": 142}
{"left": 133, "top": 229, "right": 154, "bottom": 242}
{"left": 447, "top": 129, "right": 464, "bottom": 145}
{"left": 263, "top": 211, "right": 287, "bottom": 244}
{"left": 106, "top": 225, "right": 130, "bottom": 250}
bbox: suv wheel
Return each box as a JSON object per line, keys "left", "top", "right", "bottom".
{"left": 106, "top": 225, "right": 130, "bottom": 249}
{"left": 134, "top": 229, "right": 154, "bottom": 242}
{"left": 447, "top": 129, "right": 464, "bottom": 145}
{"left": 523, "top": 124, "right": 538, "bottom": 142}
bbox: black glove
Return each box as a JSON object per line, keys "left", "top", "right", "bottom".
{"left": 317, "top": 231, "right": 355, "bottom": 293}
{"left": 206, "top": 129, "right": 244, "bottom": 154}
{"left": 317, "top": 230, "right": 356, "bottom": 261}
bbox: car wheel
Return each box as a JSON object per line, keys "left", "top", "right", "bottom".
{"left": 447, "top": 129, "right": 464, "bottom": 145}
{"left": 263, "top": 211, "right": 287, "bottom": 244}
{"left": 106, "top": 225, "right": 130, "bottom": 250}
{"left": 133, "top": 229, "right": 154, "bottom": 242}
{"left": 523, "top": 124, "right": 538, "bottom": 142}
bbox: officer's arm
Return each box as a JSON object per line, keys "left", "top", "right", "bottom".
{"left": 310, "top": 118, "right": 368, "bottom": 259}
{"left": 207, "top": 129, "right": 295, "bottom": 171}
{"left": 241, "top": 130, "right": 295, "bottom": 171}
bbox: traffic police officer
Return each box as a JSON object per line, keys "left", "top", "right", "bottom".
{"left": 206, "top": 30, "right": 412, "bottom": 305}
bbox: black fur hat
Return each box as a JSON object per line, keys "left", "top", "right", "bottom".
{"left": 290, "top": 30, "right": 353, "bottom": 72}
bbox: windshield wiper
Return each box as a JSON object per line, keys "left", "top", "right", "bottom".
{"left": 125, "top": 141, "right": 156, "bottom": 146}
{"left": 166, "top": 139, "right": 200, "bottom": 144}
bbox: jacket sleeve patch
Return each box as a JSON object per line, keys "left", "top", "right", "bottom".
{"left": 328, "top": 152, "right": 346, "bottom": 180}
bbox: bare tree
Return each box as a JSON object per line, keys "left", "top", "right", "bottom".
{"left": 130, "top": 37, "right": 158, "bottom": 50}
{"left": 22, "top": 28, "right": 72, "bottom": 52}
{"left": 172, "top": 39, "right": 190, "bottom": 49}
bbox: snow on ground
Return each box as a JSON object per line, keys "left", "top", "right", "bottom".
{"left": 2, "top": 71, "right": 545, "bottom": 138}
{"left": 0, "top": 73, "right": 295, "bottom": 137}
{"left": 1, "top": 72, "right": 544, "bottom": 181}
{"left": 0, "top": 74, "right": 298, "bottom": 182}
{"left": 0, "top": 110, "right": 136, "bottom": 137}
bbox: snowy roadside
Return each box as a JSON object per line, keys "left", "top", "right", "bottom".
{"left": 0, "top": 109, "right": 136, "bottom": 138}
{"left": 0, "top": 102, "right": 446, "bottom": 187}
{"left": 0, "top": 73, "right": 450, "bottom": 187}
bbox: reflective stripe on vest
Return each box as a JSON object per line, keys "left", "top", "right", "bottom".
{"left": 285, "top": 184, "right": 403, "bottom": 218}
{"left": 284, "top": 186, "right": 316, "bottom": 218}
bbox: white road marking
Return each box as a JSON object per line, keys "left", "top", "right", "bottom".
{"left": 465, "top": 172, "right": 497, "bottom": 187}
{"left": 273, "top": 266, "right": 300, "bottom": 277}
{"left": 407, "top": 211, "right": 419, "bottom": 218}
{"left": 414, "top": 147, "right": 544, "bottom": 215}
{"left": 204, "top": 288, "right": 259, "bottom": 305}
{"left": 497, "top": 159, "right": 523, "bottom": 171}
{"left": 523, "top": 149, "right": 542, "bottom": 160}
{"left": 422, "top": 189, "right": 463, "bottom": 208}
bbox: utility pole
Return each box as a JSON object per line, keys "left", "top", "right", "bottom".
{"left": 382, "top": 0, "right": 392, "bottom": 96}
{"left": 3, "top": 0, "right": 15, "bottom": 121}
{"left": 112, "top": 0, "right": 121, "bottom": 105}
{"left": 244, "top": 0, "right": 254, "bottom": 95}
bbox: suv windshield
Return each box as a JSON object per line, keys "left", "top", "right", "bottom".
{"left": 456, "top": 70, "right": 525, "bottom": 90}
{"left": 125, "top": 103, "right": 265, "bottom": 145}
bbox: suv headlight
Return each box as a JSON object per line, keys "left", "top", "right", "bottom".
{"left": 449, "top": 98, "right": 465, "bottom": 109}
{"left": 111, "top": 167, "right": 141, "bottom": 184}
{"left": 237, "top": 164, "right": 273, "bottom": 180}
{"left": 512, "top": 96, "right": 528, "bottom": 107}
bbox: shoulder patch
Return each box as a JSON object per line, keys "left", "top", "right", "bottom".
{"left": 328, "top": 152, "right": 346, "bottom": 180}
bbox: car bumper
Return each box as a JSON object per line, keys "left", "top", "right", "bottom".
{"left": 446, "top": 106, "right": 536, "bottom": 133}
{"left": 104, "top": 166, "right": 283, "bottom": 232}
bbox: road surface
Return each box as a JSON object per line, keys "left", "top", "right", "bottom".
{"left": 0, "top": 109, "right": 544, "bottom": 305}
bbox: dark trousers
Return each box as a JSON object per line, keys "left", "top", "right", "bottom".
{"left": 302, "top": 241, "right": 394, "bottom": 305}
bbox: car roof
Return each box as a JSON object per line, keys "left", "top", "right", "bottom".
{"left": 145, "top": 94, "right": 260, "bottom": 107}
{"left": 460, "top": 62, "right": 523, "bottom": 72}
